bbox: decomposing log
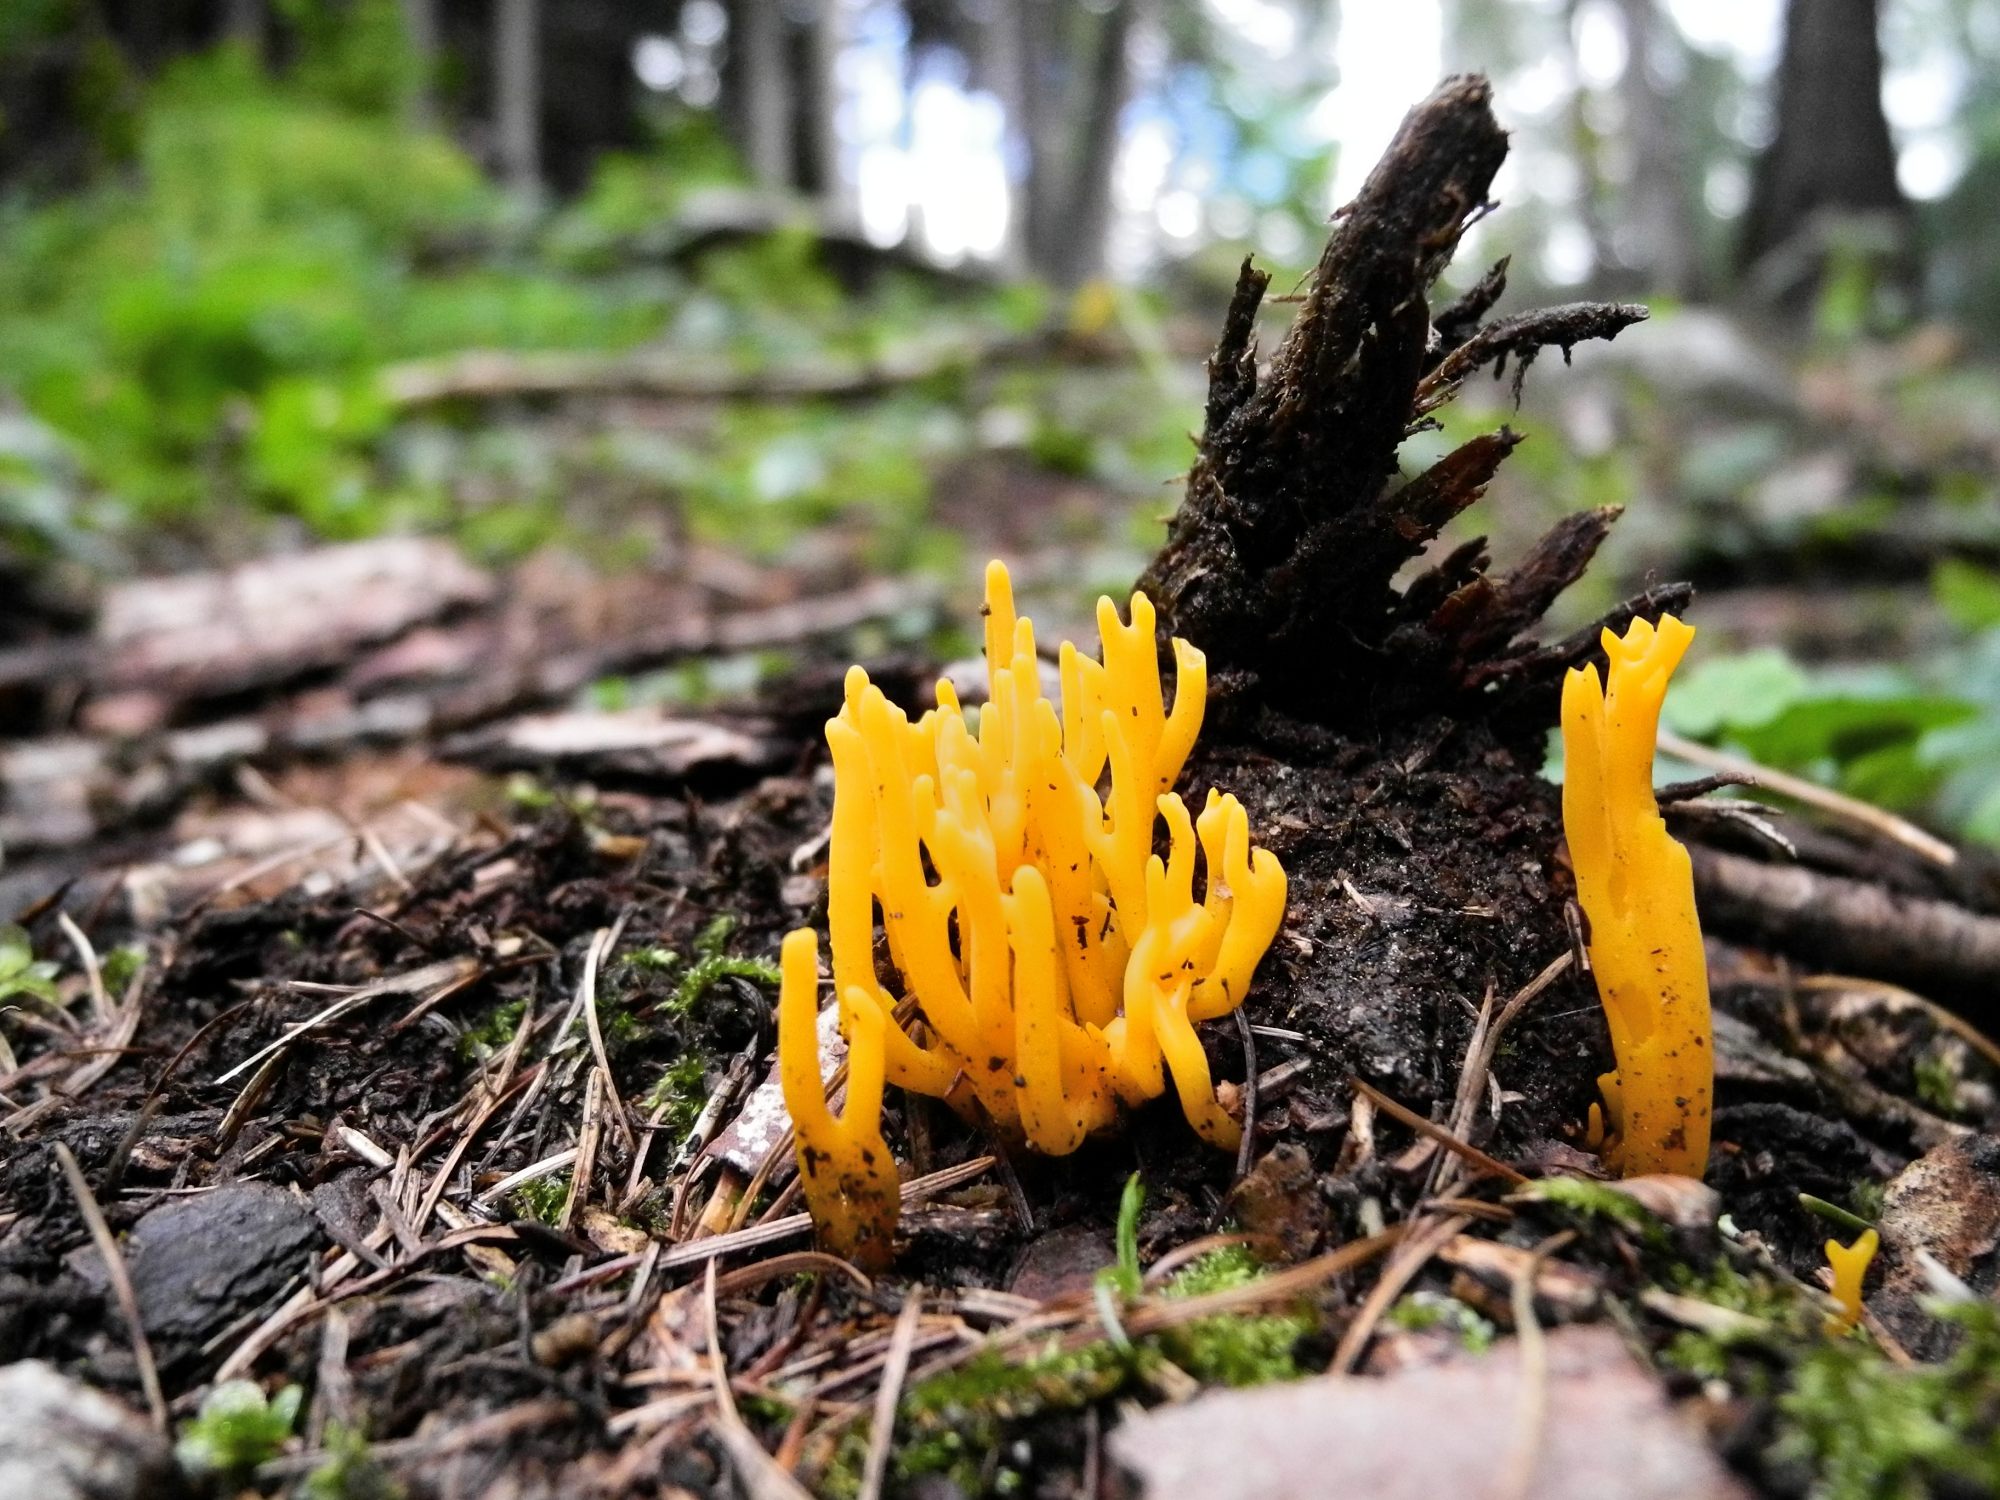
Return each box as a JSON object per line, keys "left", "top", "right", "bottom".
{"left": 0, "top": 575, "right": 930, "bottom": 862}
{"left": 0, "top": 538, "right": 494, "bottom": 718}
{"left": 378, "top": 331, "right": 1046, "bottom": 410}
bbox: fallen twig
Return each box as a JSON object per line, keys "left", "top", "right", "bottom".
{"left": 859, "top": 1287, "right": 924, "bottom": 1500}
{"left": 1660, "top": 729, "right": 1956, "bottom": 867}
{"left": 56, "top": 1142, "right": 167, "bottom": 1432}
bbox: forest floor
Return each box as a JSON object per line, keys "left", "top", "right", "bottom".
{"left": 5, "top": 80, "right": 2000, "bottom": 1500}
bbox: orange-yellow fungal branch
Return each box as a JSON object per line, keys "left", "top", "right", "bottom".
{"left": 776, "top": 929, "right": 901, "bottom": 1270}
{"left": 779, "top": 560, "right": 1287, "bottom": 1258}
{"left": 1562, "top": 613, "right": 1712, "bottom": 1179}
{"left": 1825, "top": 1228, "right": 1879, "bottom": 1332}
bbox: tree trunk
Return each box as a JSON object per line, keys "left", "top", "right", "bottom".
{"left": 494, "top": 0, "right": 542, "bottom": 196}
{"left": 796, "top": 0, "right": 844, "bottom": 205}
{"left": 968, "top": 0, "right": 1031, "bottom": 273}
{"left": 399, "top": 0, "right": 441, "bottom": 128}
{"left": 1740, "top": 0, "right": 1906, "bottom": 272}
{"left": 724, "top": 0, "right": 792, "bottom": 191}
{"left": 1560, "top": 0, "right": 1616, "bottom": 281}
{"left": 1042, "top": 0, "right": 1135, "bottom": 287}
{"left": 1015, "top": 0, "right": 1076, "bottom": 280}
{"left": 1613, "top": 0, "right": 1701, "bottom": 297}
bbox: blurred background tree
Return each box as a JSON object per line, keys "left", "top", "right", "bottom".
{"left": 4, "top": 0, "right": 1984, "bottom": 302}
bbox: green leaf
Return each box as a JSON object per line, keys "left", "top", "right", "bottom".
{"left": 0, "top": 926, "right": 60, "bottom": 1006}
{"left": 1104, "top": 1172, "right": 1145, "bottom": 1299}
{"left": 1933, "top": 559, "right": 2000, "bottom": 633}
{"left": 1662, "top": 649, "right": 1812, "bottom": 738}
{"left": 1730, "top": 694, "right": 1976, "bottom": 772}
{"left": 0, "top": 926, "right": 34, "bottom": 979}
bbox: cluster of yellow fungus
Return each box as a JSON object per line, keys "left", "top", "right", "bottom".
{"left": 1562, "top": 613, "right": 1713, "bottom": 1180}
{"left": 1825, "top": 1227, "right": 1880, "bottom": 1332}
{"left": 779, "top": 561, "right": 1287, "bottom": 1262}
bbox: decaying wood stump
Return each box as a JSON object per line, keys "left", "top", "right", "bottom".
{"left": 1142, "top": 76, "right": 1675, "bottom": 1129}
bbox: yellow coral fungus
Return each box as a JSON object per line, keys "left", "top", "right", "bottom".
{"left": 1562, "top": 613, "right": 1712, "bottom": 1180}
{"left": 776, "top": 928, "right": 901, "bottom": 1269}
{"left": 778, "top": 559, "right": 1287, "bottom": 1253}
{"left": 1825, "top": 1227, "right": 1880, "bottom": 1332}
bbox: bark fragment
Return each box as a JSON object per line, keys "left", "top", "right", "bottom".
{"left": 1141, "top": 75, "right": 1654, "bottom": 740}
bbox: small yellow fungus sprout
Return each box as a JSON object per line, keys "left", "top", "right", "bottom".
{"left": 1825, "top": 1227, "right": 1880, "bottom": 1332}
{"left": 777, "top": 929, "right": 900, "bottom": 1269}
{"left": 1562, "top": 613, "right": 1712, "bottom": 1179}
{"left": 779, "top": 560, "right": 1287, "bottom": 1254}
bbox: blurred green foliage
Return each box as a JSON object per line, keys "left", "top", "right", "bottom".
{"left": 1664, "top": 561, "right": 2000, "bottom": 847}
{"left": 0, "top": 22, "right": 1178, "bottom": 569}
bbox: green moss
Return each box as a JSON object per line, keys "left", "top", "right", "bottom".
{"left": 601, "top": 1005, "right": 646, "bottom": 1050}
{"left": 824, "top": 1341, "right": 1129, "bottom": 1499}
{"left": 1669, "top": 1256, "right": 1809, "bottom": 1323}
{"left": 1654, "top": 1255, "right": 1815, "bottom": 1386}
{"left": 503, "top": 774, "right": 557, "bottom": 812}
{"left": 100, "top": 942, "right": 147, "bottom": 996}
{"left": 1776, "top": 1299, "right": 2000, "bottom": 1500}
{"left": 1913, "top": 1047, "right": 1961, "bottom": 1115}
{"left": 1149, "top": 1246, "right": 1311, "bottom": 1385}
{"left": 665, "top": 952, "right": 782, "bottom": 1014}
{"left": 457, "top": 998, "right": 526, "bottom": 1062}
{"left": 695, "top": 914, "right": 740, "bottom": 956}
{"left": 1849, "top": 1179, "right": 1887, "bottom": 1223}
{"left": 644, "top": 1054, "right": 709, "bottom": 1139}
{"left": 1518, "top": 1175, "right": 1663, "bottom": 1238}
{"left": 737, "top": 1392, "right": 795, "bottom": 1427}
{"left": 617, "top": 916, "right": 780, "bottom": 1016}
{"left": 1387, "top": 1290, "right": 1497, "bottom": 1355}
{"left": 1648, "top": 1249, "right": 2000, "bottom": 1500}
{"left": 509, "top": 1172, "right": 569, "bottom": 1225}
{"left": 822, "top": 1243, "right": 1309, "bottom": 1497}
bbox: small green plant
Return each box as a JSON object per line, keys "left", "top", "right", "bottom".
{"left": 0, "top": 926, "right": 60, "bottom": 1007}
{"left": 1091, "top": 1172, "right": 1147, "bottom": 1352}
{"left": 1101, "top": 1172, "right": 1145, "bottom": 1300}
{"left": 304, "top": 1422, "right": 404, "bottom": 1500}
{"left": 175, "top": 1379, "right": 302, "bottom": 1479}
{"left": 1799, "top": 1193, "right": 1876, "bottom": 1237}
